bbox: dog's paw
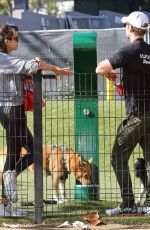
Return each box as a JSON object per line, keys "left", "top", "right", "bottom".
{"left": 58, "top": 199, "right": 65, "bottom": 204}
{"left": 57, "top": 198, "right": 69, "bottom": 204}
{"left": 136, "top": 201, "right": 141, "bottom": 207}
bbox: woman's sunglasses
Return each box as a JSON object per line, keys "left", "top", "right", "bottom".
{"left": 6, "top": 24, "right": 18, "bottom": 32}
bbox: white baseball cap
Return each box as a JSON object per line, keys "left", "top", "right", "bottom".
{"left": 121, "top": 11, "right": 149, "bottom": 30}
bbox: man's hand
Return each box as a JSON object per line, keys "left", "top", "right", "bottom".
{"left": 105, "top": 71, "right": 117, "bottom": 81}
{"left": 96, "top": 59, "right": 117, "bottom": 81}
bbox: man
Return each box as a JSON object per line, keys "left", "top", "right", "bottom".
{"left": 96, "top": 11, "right": 150, "bottom": 215}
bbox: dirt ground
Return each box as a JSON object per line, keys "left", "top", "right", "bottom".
{"left": 1, "top": 223, "right": 150, "bottom": 230}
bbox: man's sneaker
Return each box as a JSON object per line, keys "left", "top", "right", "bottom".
{"left": 3, "top": 170, "right": 18, "bottom": 203}
{"left": 106, "top": 205, "right": 137, "bottom": 216}
{"left": 144, "top": 197, "right": 150, "bottom": 207}
{"left": 137, "top": 206, "right": 150, "bottom": 215}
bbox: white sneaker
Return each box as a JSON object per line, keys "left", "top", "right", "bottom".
{"left": 3, "top": 170, "right": 18, "bottom": 203}
{"left": 0, "top": 203, "right": 27, "bottom": 217}
{"left": 5, "top": 203, "right": 27, "bottom": 217}
{"left": 0, "top": 203, "right": 10, "bottom": 217}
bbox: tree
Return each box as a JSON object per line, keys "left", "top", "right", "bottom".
{"left": 0, "top": 0, "right": 74, "bottom": 17}
{"left": 47, "top": 0, "right": 57, "bottom": 15}
{"left": 29, "top": 0, "right": 57, "bottom": 15}
{"left": 0, "top": 0, "right": 13, "bottom": 16}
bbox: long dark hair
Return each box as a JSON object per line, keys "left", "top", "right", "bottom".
{"left": 0, "top": 25, "right": 18, "bottom": 53}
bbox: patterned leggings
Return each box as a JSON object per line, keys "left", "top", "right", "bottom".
{"left": 0, "top": 105, "right": 34, "bottom": 198}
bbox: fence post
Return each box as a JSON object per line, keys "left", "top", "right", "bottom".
{"left": 33, "top": 70, "right": 43, "bottom": 224}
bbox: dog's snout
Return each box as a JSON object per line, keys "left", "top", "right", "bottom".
{"left": 84, "top": 174, "right": 88, "bottom": 179}
{"left": 82, "top": 177, "right": 92, "bottom": 185}
{"left": 83, "top": 179, "right": 91, "bottom": 185}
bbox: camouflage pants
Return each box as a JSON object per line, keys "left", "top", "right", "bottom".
{"left": 111, "top": 111, "right": 150, "bottom": 207}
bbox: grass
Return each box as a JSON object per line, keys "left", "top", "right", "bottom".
{"left": 0, "top": 99, "right": 147, "bottom": 225}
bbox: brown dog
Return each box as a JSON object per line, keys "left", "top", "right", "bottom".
{"left": 49, "top": 145, "right": 93, "bottom": 203}
{"left": 0, "top": 145, "right": 92, "bottom": 203}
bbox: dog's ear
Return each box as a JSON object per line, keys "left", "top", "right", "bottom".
{"left": 66, "top": 147, "right": 75, "bottom": 154}
{"left": 88, "top": 157, "right": 93, "bottom": 164}
{"left": 77, "top": 155, "right": 82, "bottom": 166}
{"left": 66, "top": 146, "right": 69, "bottom": 151}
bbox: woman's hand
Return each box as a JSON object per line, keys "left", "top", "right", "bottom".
{"left": 34, "top": 57, "right": 73, "bottom": 79}
{"left": 54, "top": 67, "right": 73, "bottom": 77}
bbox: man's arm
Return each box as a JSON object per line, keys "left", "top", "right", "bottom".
{"left": 96, "top": 59, "right": 117, "bottom": 81}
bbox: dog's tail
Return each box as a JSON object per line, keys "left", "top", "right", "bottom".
{"left": 135, "top": 158, "right": 148, "bottom": 189}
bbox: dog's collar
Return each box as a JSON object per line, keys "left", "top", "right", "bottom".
{"left": 49, "top": 144, "right": 70, "bottom": 174}
{"left": 51, "top": 144, "right": 66, "bottom": 153}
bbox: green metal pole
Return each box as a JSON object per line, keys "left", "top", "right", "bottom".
{"left": 73, "top": 32, "right": 99, "bottom": 200}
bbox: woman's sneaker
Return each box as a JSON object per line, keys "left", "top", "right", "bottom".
{"left": 5, "top": 203, "right": 27, "bottom": 217}
{"left": 3, "top": 170, "right": 18, "bottom": 203}
{"left": 0, "top": 203, "right": 27, "bottom": 217}
{"left": 106, "top": 204, "right": 137, "bottom": 216}
{"left": 0, "top": 203, "right": 10, "bottom": 217}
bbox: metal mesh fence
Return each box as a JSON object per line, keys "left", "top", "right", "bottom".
{"left": 41, "top": 72, "right": 147, "bottom": 218}
{"left": 0, "top": 71, "right": 148, "bottom": 219}
{"left": 0, "top": 29, "right": 150, "bottom": 221}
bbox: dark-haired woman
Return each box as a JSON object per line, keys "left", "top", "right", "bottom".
{"left": 0, "top": 24, "right": 72, "bottom": 217}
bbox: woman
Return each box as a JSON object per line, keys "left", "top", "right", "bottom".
{"left": 0, "top": 24, "right": 72, "bottom": 216}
